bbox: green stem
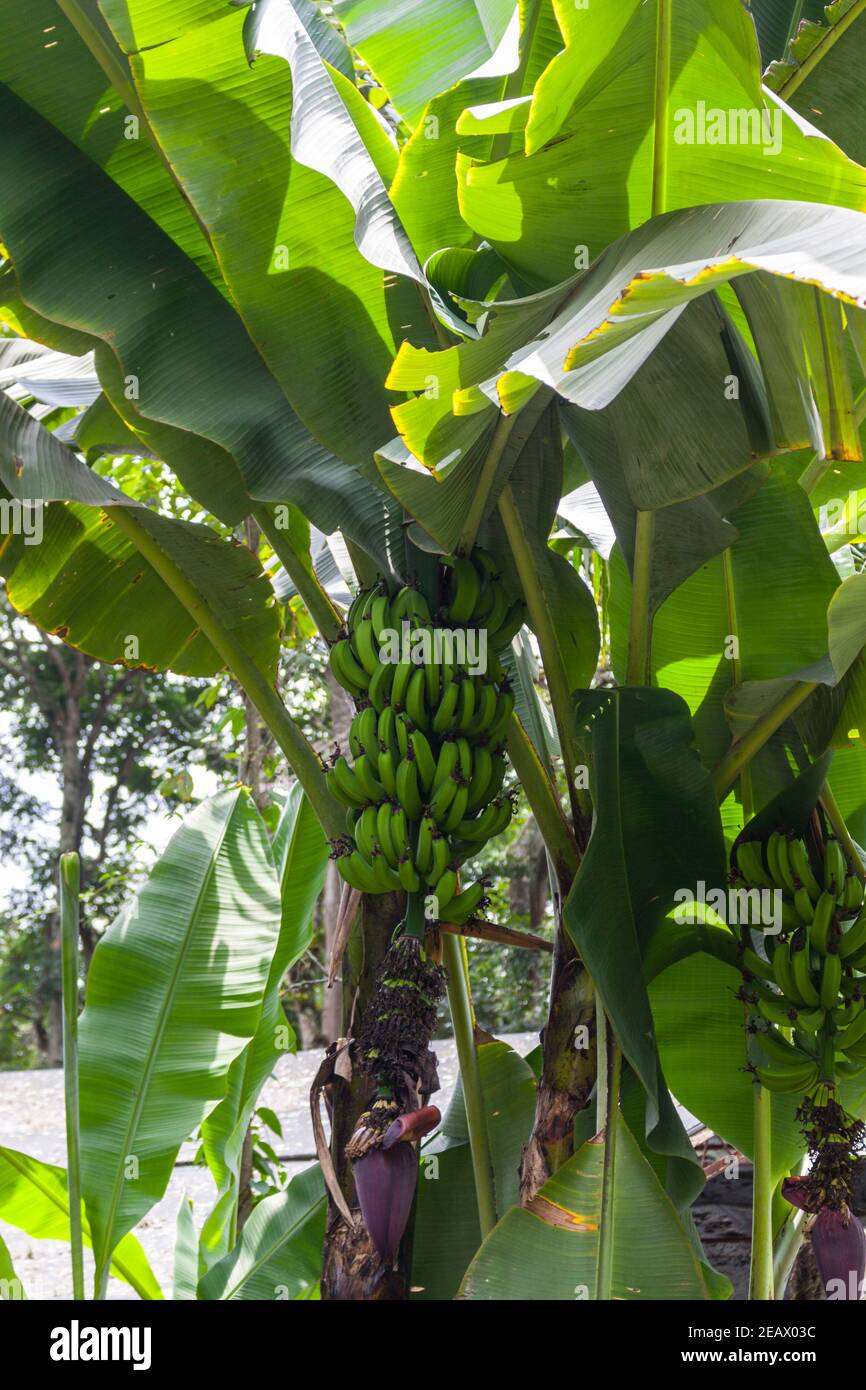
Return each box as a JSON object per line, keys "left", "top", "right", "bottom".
{"left": 489, "top": 0, "right": 544, "bottom": 164}
{"left": 506, "top": 713, "right": 580, "bottom": 887}
{"left": 458, "top": 411, "right": 519, "bottom": 555}
{"left": 651, "top": 0, "right": 672, "bottom": 217}
{"left": 596, "top": 1030, "right": 622, "bottom": 1300}
{"left": 60, "top": 853, "right": 85, "bottom": 1302}
{"left": 441, "top": 932, "right": 497, "bottom": 1238}
{"left": 110, "top": 506, "right": 343, "bottom": 839}
{"left": 773, "top": 1209, "right": 805, "bottom": 1297}
{"left": 251, "top": 503, "right": 344, "bottom": 642}
{"left": 776, "top": 0, "right": 866, "bottom": 98}
{"left": 712, "top": 681, "right": 818, "bottom": 802}
{"left": 625, "top": 510, "right": 655, "bottom": 686}
{"left": 749, "top": 1083, "right": 775, "bottom": 1300}
{"left": 498, "top": 484, "right": 580, "bottom": 811}
{"left": 820, "top": 781, "right": 866, "bottom": 880}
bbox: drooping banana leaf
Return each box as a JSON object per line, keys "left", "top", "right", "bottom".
{"left": 457, "top": 0, "right": 866, "bottom": 287}
{"left": 77, "top": 790, "right": 282, "bottom": 1291}
{"left": 198, "top": 1163, "right": 326, "bottom": 1301}
{"left": 564, "top": 688, "right": 727, "bottom": 1207}
{"left": 198, "top": 785, "right": 329, "bottom": 1265}
{"left": 459, "top": 1113, "right": 712, "bottom": 1300}
{"left": 333, "top": 0, "right": 518, "bottom": 127}
{"left": 0, "top": 1146, "right": 162, "bottom": 1299}
{"left": 761, "top": 0, "right": 866, "bottom": 165}
{"left": 98, "top": 0, "right": 424, "bottom": 472}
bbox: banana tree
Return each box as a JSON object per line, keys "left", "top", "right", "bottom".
{"left": 4, "top": 0, "right": 866, "bottom": 1301}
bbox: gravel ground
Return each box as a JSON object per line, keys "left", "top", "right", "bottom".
{"left": 1, "top": 1032, "right": 539, "bottom": 1300}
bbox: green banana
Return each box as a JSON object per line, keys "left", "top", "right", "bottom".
{"left": 428, "top": 772, "right": 459, "bottom": 825}
{"left": 790, "top": 932, "right": 821, "bottom": 1007}
{"left": 378, "top": 743, "right": 397, "bottom": 798}
{"left": 837, "top": 1005, "right": 866, "bottom": 1055}
{"left": 329, "top": 640, "right": 369, "bottom": 697}
{"left": 353, "top": 753, "right": 386, "bottom": 802}
{"left": 754, "top": 1060, "right": 819, "bottom": 1094}
{"left": 350, "top": 706, "right": 378, "bottom": 759}
{"left": 443, "top": 781, "right": 470, "bottom": 834}
{"left": 395, "top": 753, "right": 424, "bottom": 819}
{"left": 398, "top": 851, "right": 421, "bottom": 893}
{"left": 410, "top": 728, "right": 437, "bottom": 793}
{"left": 444, "top": 555, "right": 481, "bottom": 624}
{"left": 432, "top": 680, "right": 460, "bottom": 735}
{"left": 455, "top": 677, "right": 476, "bottom": 733}
{"left": 819, "top": 950, "right": 843, "bottom": 1012}
{"left": 825, "top": 839, "right": 847, "bottom": 897}
{"left": 840, "top": 908, "right": 866, "bottom": 959}
{"left": 441, "top": 880, "right": 486, "bottom": 925}
{"left": 336, "top": 850, "right": 380, "bottom": 894}
{"left": 488, "top": 599, "right": 527, "bottom": 651}
{"left": 431, "top": 739, "right": 459, "bottom": 794}
{"left": 466, "top": 744, "right": 493, "bottom": 814}
{"left": 329, "top": 756, "right": 368, "bottom": 809}
{"left": 467, "top": 681, "right": 497, "bottom": 737}
{"left": 758, "top": 995, "right": 801, "bottom": 1029}
{"left": 842, "top": 874, "right": 865, "bottom": 912}
{"left": 352, "top": 615, "right": 380, "bottom": 677}
{"left": 406, "top": 667, "right": 429, "bottom": 731}
{"left": 753, "top": 1025, "right": 815, "bottom": 1068}
{"left": 368, "top": 658, "right": 395, "bottom": 713}
{"left": 426, "top": 831, "right": 450, "bottom": 886}
{"left": 377, "top": 802, "right": 400, "bottom": 869}
{"left": 766, "top": 832, "right": 789, "bottom": 891}
{"left": 355, "top": 805, "right": 378, "bottom": 860}
{"left": 391, "top": 660, "right": 413, "bottom": 712}
{"left": 810, "top": 891, "right": 837, "bottom": 955}
{"left": 486, "top": 687, "right": 515, "bottom": 743}
{"left": 735, "top": 840, "right": 774, "bottom": 890}
{"left": 416, "top": 815, "right": 436, "bottom": 876}
{"left": 788, "top": 838, "right": 822, "bottom": 901}
{"left": 793, "top": 887, "right": 815, "bottom": 924}
{"left": 431, "top": 867, "right": 457, "bottom": 911}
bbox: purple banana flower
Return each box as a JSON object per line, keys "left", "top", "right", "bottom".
{"left": 353, "top": 1106, "right": 440, "bottom": 1264}
{"left": 810, "top": 1207, "right": 866, "bottom": 1301}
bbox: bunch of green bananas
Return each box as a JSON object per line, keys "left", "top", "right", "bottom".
{"left": 734, "top": 832, "right": 866, "bottom": 1093}
{"left": 324, "top": 552, "right": 524, "bottom": 924}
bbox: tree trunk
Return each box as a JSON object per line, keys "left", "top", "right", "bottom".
{"left": 519, "top": 923, "right": 596, "bottom": 1201}
{"left": 321, "top": 861, "right": 343, "bottom": 1044}
{"left": 42, "top": 654, "right": 87, "bottom": 1065}
{"left": 320, "top": 890, "right": 414, "bottom": 1301}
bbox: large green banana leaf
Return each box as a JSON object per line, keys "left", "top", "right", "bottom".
{"left": 412, "top": 1040, "right": 537, "bottom": 1300}
{"left": 564, "top": 688, "right": 727, "bottom": 1207}
{"left": 0, "top": 1230, "right": 25, "bottom": 1299}
{"left": 199, "top": 785, "right": 329, "bottom": 1264}
{"left": 762, "top": 0, "right": 866, "bottom": 164}
{"left": 98, "top": 0, "right": 424, "bottom": 472}
{"left": 333, "top": 0, "right": 518, "bottom": 127}
{"left": 456, "top": 0, "right": 866, "bottom": 286}
{"left": 609, "top": 469, "right": 841, "bottom": 774}
{"left": 0, "top": 1146, "right": 162, "bottom": 1299}
{"left": 459, "top": 1113, "right": 711, "bottom": 1300}
{"left": 0, "top": 71, "right": 401, "bottom": 564}
{"left": 0, "top": 0, "right": 219, "bottom": 285}
{"left": 0, "top": 396, "right": 280, "bottom": 677}
{"left": 78, "top": 789, "right": 282, "bottom": 1291}
{"left": 198, "top": 1163, "right": 326, "bottom": 1300}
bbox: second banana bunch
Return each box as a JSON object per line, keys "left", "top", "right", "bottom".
{"left": 735, "top": 831, "right": 866, "bottom": 1093}
{"left": 325, "top": 552, "right": 524, "bottom": 925}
